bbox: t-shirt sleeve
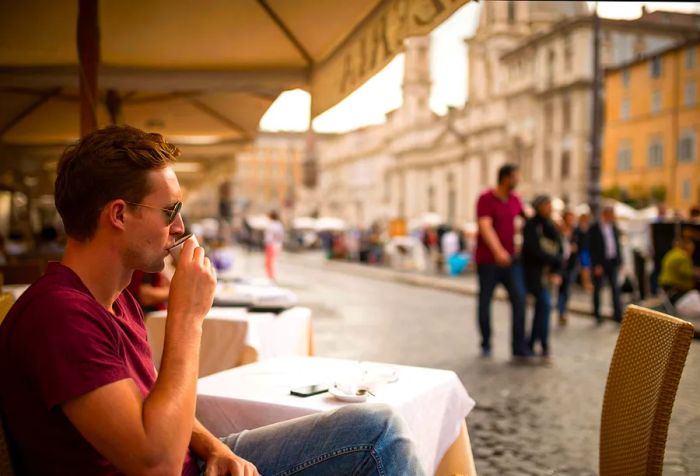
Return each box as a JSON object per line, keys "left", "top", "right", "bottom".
{"left": 477, "top": 194, "right": 492, "bottom": 219}
{"left": 21, "top": 295, "right": 130, "bottom": 409}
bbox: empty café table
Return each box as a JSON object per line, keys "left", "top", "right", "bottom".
{"left": 146, "top": 307, "right": 313, "bottom": 377}
{"left": 196, "top": 356, "right": 476, "bottom": 476}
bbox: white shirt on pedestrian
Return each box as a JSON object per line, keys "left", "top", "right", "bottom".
{"left": 265, "top": 221, "right": 285, "bottom": 250}
{"left": 441, "top": 231, "right": 460, "bottom": 259}
{"left": 601, "top": 223, "right": 617, "bottom": 260}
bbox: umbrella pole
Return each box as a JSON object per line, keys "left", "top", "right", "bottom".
{"left": 78, "top": 0, "right": 99, "bottom": 136}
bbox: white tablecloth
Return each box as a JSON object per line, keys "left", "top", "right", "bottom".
{"left": 196, "top": 356, "right": 475, "bottom": 474}
{"left": 146, "top": 307, "right": 312, "bottom": 376}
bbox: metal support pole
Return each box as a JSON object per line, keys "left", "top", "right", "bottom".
{"left": 78, "top": 0, "right": 99, "bottom": 136}
{"left": 588, "top": 2, "right": 602, "bottom": 219}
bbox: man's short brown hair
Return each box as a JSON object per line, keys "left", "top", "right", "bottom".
{"left": 55, "top": 125, "right": 179, "bottom": 241}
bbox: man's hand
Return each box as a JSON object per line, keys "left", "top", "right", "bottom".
{"left": 549, "top": 274, "right": 562, "bottom": 286}
{"left": 168, "top": 239, "right": 217, "bottom": 324}
{"left": 494, "top": 249, "right": 512, "bottom": 267}
{"left": 593, "top": 265, "right": 603, "bottom": 278}
{"left": 204, "top": 442, "right": 260, "bottom": 476}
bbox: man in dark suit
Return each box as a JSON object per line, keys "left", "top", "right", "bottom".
{"left": 590, "top": 204, "right": 623, "bottom": 323}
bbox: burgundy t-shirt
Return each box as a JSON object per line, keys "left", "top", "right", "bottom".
{"left": 475, "top": 189, "right": 524, "bottom": 265}
{"left": 0, "top": 263, "right": 198, "bottom": 475}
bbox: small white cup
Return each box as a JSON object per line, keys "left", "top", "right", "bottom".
{"left": 168, "top": 233, "right": 199, "bottom": 262}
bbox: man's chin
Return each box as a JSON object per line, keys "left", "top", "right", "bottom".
{"left": 141, "top": 259, "right": 166, "bottom": 274}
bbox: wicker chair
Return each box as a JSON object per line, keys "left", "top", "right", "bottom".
{"left": 0, "top": 293, "right": 14, "bottom": 326}
{"left": 600, "top": 304, "right": 694, "bottom": 476}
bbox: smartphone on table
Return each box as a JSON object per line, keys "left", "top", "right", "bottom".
{"left": 290, "top": 384, "right": 329, "bottom": 397}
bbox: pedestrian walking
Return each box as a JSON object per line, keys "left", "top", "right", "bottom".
{"left": 590, "top": 205, "right": 623, "bottom": 323}
{"left": 556, "top": 210, "right": 578, "bottom": 325}
{"left": 649, "top": 202, "right": 670, "bottom": 295}
{"left": 264, "top": 210, "right": 284, "bottom": 282}
{"left": 522, "top": 195, "right": 562, "bottom": 362}
{"left": 574, "top": 213, "right": 593, "bottom": 291}
{"left": 474, "top": 163, "right": 529, "bottom": 360}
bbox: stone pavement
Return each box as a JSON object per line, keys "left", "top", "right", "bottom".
{"left": 233, "top": 249, "right": 700, "bottom": 475}
{"left": 316, "top": 253, "right": 616, "bottom": 320}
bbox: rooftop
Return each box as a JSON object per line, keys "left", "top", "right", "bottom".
{"left": 501, "top": 9, "right": 700, "bottom": 61}
{"left": 605, "top": 37, "right": 700, "bottom": 74}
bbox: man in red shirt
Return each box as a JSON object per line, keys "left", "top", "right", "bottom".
{"left": 0, "top": 125, "right": 422, "bottom": 476}
{"left": 475, "top": 164, "right": 529, "bottom": 359}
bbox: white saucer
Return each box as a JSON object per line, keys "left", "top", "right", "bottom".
{"left": 328, "top": 386, "right": 369, "bottom": 403}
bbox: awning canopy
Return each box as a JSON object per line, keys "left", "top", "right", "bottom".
{"left": 0, "top": 0, "right": 470, "bottom": 200}
{"left": 0, "top": 0, "right": 470, "bottom": 145}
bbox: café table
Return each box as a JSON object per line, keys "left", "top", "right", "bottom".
{"left": 146, "top": 307, "right": 313, "bottom": 377}
{"left": 196, "top": 356, "right": 477, "bottom": 476}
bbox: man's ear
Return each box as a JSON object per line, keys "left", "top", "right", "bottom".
{"left": 106, "top": 200, "right": 128, "bottom": 231}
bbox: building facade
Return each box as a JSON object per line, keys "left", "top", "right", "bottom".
{"left": 313, "top": 2, "right": 699, "bottom": 228}
{"left": 186, "top": 132, "right": 307, "bottom": 221}
{"left": 602, "top": 41, "right": 700, "bottom": 211}
{"left": 234, "top": 131, "right": 306, "bottom": 215}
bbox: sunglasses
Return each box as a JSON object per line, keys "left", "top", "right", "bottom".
{"left": 126, "top": 201, "right": 182, "bottom": 225}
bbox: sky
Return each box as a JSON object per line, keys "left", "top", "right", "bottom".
{"left": 259, "top": 2, "right": 700, "bottom": 134}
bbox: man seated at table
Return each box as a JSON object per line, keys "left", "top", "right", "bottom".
{"left": 0, "top": 125, "right": 423, "bottom": 476}
{"left": 659, "top": 237, "right": 700, "bottom": 318}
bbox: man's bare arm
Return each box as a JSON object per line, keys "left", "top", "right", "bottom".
{"left": 478, "top": 216, "right": 510, "bottom": 265}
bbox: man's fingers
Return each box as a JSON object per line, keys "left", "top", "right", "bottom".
{"left": 178, "top": 238, "right": 197, "bottom": 263}
{"left": 192, "top": 245, "right": 205, "bottom": 265}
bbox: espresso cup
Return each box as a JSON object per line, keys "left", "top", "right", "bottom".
{"left": 168, "top": 233, "right": 199, "bottom": 262}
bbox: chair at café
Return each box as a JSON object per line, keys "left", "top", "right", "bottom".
{"left": 0, "top": 293, "right": 14, "bottom": 326}
{"left": 599, "top": 304, "right": 694, "bottom": 476}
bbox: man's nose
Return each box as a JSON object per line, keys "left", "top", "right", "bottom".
{"left": 170, "top": 213, "right": 185, "bottom": 235}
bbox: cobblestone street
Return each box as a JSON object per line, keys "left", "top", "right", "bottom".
{"left": 236, "top": 250, "right": 700, "bottom": 475}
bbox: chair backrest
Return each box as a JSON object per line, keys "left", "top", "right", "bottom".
{"left": 600, "top": 305, "right": 694, "bottom": 476}
{"left": 0, "top": 293, "right": 14, "bottom": 326}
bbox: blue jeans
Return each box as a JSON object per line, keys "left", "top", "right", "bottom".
{"left": 198, "top": 404, "right": 425, "bottom": 476}
{"left": 556, "top": 268, "right": 577, "bottom": 316}
{"left": 477, "top": 262, "right": 528, "bottom": 356}
{"left": 529, "top": 287, "right": 551, "bottom": 355}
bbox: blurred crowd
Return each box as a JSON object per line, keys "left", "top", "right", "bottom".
{"left": 2, "top": 173, "right": 698, "bottom": 346}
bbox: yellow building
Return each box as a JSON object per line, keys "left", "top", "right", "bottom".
{"left": 603, "top": 40, "right": 700, "bottom": 212}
